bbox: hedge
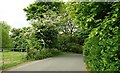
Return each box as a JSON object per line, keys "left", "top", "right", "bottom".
{"left": 82, "top": 3, "right": 120, "bottom": 71}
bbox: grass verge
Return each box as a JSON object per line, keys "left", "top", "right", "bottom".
{"left": 0, "top": 51, "right": 27, "bottom": 70}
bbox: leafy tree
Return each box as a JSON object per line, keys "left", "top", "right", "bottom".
{"left": 10, "top": 27, "right": 38, "bottom": 51}
{"left": 0, "top": 21, "right": 12, "bottom": 48}
{"left": 23, "top": 2, "right": 63, "bottom": 21}
{"left": 75, "top": 2, "right": 115, "bottom": 38}
{"left": 23, "top": 2, "right": 64, "bottom": 49}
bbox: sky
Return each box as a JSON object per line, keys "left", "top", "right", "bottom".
{"left": 0, "top": 0, "right": 69, "bottom": 28}
{"left": 0, "top": 0, "right": 35, "bottom": 28}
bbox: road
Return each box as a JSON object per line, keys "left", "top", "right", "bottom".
{"left": 8, "top": 54, "right": 87, "bottom": 71}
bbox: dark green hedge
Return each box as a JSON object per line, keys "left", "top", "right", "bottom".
{"left": 82, "top": 3, "right": 120, "bottom": 71}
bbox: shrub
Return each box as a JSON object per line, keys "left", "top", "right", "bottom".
{"left": 76, "top": 3, "right": 120, "bottom": 71}
{"left": 26, "top": 48, "right": 62, "bottom": 60}
{"left": 83, "top": 14, "right": 120, "bottom": 71}
{"left": 49, "top": 49, "right": 62, "bottom": 56}
{"left": 66, "top": 43, "right": 82, "bottom": 54}
{"left": 57, "top": 34, "right": 83, "bottom": 53}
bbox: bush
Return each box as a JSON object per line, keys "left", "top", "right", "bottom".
{"left": 26, "top": 48, "right": 62, "bottom": 60}
{"left": 57, "top": 34, "right": 83, "bottom": 53}
{"left": 49, "top": 49, "right": 62, "bottom": 56}
{"left": 83, "top": 13, "right": 120, "bottom": 72}
{"left": 76, "top": 3, "right": 120, "bottom": 71}
{"left": 66, "top": 43, "right": 82, "bottom": 54}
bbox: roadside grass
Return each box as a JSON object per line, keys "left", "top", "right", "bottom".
{"left": 0, "top": 51, "right": 27, "bottom": 70}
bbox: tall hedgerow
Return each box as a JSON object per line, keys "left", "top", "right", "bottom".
{"left": 80, "top": 3, "right": 120, "bottom": 71}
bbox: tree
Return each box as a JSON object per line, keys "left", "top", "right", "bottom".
{"left": 0, "top": 21, "right": 12, "bottom": 48}
{"left": 10, "top": 27, "right": 36, "bottom": 51}
{"left": 23, "top": 2, "right": 65, "bottom": 49}
{"left": 23, "top": 2, "right": 63, "bottom": 21}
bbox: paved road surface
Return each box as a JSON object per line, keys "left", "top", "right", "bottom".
{"left": 8, "top": 54, "right": 87, "bottom": 71}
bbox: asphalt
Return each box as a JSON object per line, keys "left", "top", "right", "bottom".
{"left": 8, "top": 54, "right": 87, "bottom": 71}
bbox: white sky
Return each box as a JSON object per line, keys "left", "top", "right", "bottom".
{"left": 0, "top": 0, "right": 68, "bottom": 28}
{"left": 0, "top": 0, "right": 35, "bottom": 28}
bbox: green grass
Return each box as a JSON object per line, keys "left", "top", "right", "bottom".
{"left": 0, "top": 51, "right": 27, "bottom": 70}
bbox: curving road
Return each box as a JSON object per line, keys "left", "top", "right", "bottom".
{"left": 8, "top": 54, "right": 87, "bottom": 71}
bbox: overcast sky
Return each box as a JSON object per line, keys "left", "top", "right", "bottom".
{"left": 0, "top": 0, "right": 35, "bottom": 28}
{"left": 0, "top": 0, "right": 70, "bottom": 28}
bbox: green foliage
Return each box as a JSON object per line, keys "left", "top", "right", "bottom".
{"left": 80, "top": 3, "right": 120, "bottom": 71}
{"left": 23, "top": 1, "right": 83, "bottom": 54}
{"left": 22, "top": 1, "right": 84, "bottom": 61}
{"left": 10, "top": 27, "right": 28, "bottom": 50}
{"left": 66, "top": 43, "right": 82, "bottom": 53}
{"left": 11, "top": 26, "right": 43, "bottom": 52}
{"left": 57, "top": 34, "right": 83, "bottom": 53}
{"left": 24, "top": 1, "right": 64, "bottom": 49}
{"left": 23, "top": 2, "right": 63, "bottom": 20}
{"left": 27, "top": 48, "right": 62, "bottom": 60}
{"left": 34, "top": 24, "right": 58, "bottom": 48}
{"left": 0, "top": 21, "right": 12, "bottom": 48}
